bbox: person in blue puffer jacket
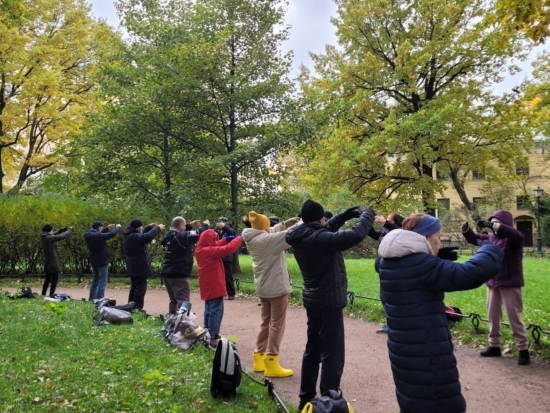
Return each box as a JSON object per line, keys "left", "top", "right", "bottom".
{"left": 378, "top": 213, "right": 503, "bottom": 413}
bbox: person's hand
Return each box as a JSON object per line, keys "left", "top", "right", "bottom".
{"left": 189, "top": 220, "right": 201, "bottom": 228}
{"left": 437, "top": 246, "right": 459, "bottom": 261}
{"left": 203, "top": 219, "right": 210, "bottom": 227}
{"left": 461, "top": 222, "right": 469, "bottom": 233}
{"left": 476, "top": 239, "right": 492, "bottom": 247}
{"left": 68, "top": 227, "right": 74, "bottom": 231}
{"left": 158, "top": 224, "right": 165, "bottom": 230}
{"left": 116, "top": 224, "right": 121, "bottom": 228}
{"left": 284, "top": 217, "right": 300, "bottom": 227}
{"left": 225, "top": 235, "right": 235, "bottom": 242}
{"left": 375, "top": 215, "right": 386, "bottom": 224}
{"left": 477, "top": 220, "right": 494, "bottom": 229}
{"left": 342, "top": 206, "right": 361, "bottom": 220}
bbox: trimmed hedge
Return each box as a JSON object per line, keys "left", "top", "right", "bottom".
{"left": 0, "top": 195, "right": 165, "bottom": 276}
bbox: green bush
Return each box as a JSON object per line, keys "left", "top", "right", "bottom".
{"left": 0, "top": 195, "right": 165, "bottom": 276}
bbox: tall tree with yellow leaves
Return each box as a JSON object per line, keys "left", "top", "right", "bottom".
{"left": 0, "top": 0, "right": 111, "bottom": 193}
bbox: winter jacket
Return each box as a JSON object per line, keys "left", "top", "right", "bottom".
{"left": 463, "top": 210, "right": 524, "bottom": 288}
{"left": 160, "top": 223, "right": 208, "bottom": 278}
{"left": 195, "top": 229, "right": 243, "bottom": 301}
{"left": 242, "top": 222, "right": 294, "bottom": 299}
{"left": 285, "top": 208, "right": 374, "bottom": 311}
{"left": 41, "top": 228, "right": 74, "bottom": 273}
{"left": 123, "top": 225, "right": 162, "bottom": 278}
{"left": 214, "top": 225, "right": 236, "bottom": 262}
{"left": 378, "top": 229, "right": 503, "bottom": 413}
{"left": 84, "top": 227, "right": 121, "bottom": 268}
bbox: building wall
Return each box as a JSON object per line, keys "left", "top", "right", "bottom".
{"left": 435, "top": 142, "right": 548, "bottom": 247}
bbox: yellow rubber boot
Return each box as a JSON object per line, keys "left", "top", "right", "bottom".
{"left": 253, "top": 352, "right": 266, "bottom": 372}
{"left": 264, "top": 355, "right": 293, "bottom": 378}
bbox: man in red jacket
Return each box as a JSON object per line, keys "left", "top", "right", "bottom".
{"left": 195, "top": 229, "right": 243, "bottom": 348}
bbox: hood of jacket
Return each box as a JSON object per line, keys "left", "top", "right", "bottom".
{"left": 40, "top": 231, "right": 51, "bottom": 239}
{"left": 489, "top": 210, "right": 513, "bottom": 226}
{"left": 285, "top": 222, "right": 321, "bottom": 246}
{"left": 123, "top": 226, "right": 139, "bottom": 236}
{"left": 378, "top": 229, "right": 434, "bottom": 258}
{"left": 198, "top": 229, "right": 217, "bottom": 246}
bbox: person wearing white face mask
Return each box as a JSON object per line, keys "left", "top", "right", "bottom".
{"left": 378, "top": 213, "right": 503, "bottom": 413}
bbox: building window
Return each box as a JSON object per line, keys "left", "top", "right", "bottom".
{"left": 472, "top": 170, "right": 485, "bottom": 180}
{"left": 473, "top": 197, "right": 486, "bottom": 207}
{"left": 516, "top": 164, "right": 530, "bottom": 176}
{"left": 517, "top": 195, "right": 530, "bottom": 210}
{"left": 437, "top": 198, "right": 450, "bottom": 220}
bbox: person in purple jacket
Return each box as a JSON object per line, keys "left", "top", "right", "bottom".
{"left": 462, "top": 209, "right": 530, "bottom": 365}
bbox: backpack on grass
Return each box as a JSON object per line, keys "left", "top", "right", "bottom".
{"left": 301, "top": 390, "right": 354, "bottom": 413}
{"left": 210, "top": 337, "right": 242, "bottom": 398}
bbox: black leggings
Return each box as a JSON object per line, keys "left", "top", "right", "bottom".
{"left": 42, "top": 272, "right": 59, "bottom": 296}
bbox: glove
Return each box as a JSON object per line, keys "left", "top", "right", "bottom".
{"left": 461, "top": 222, "right": 469, "bottom": 233}
{"left": 477, "top": 220, "right": 494, "bottom": 229}
{"left": 59, "top": 227, "right": 69, "bottom": 233}
{"left": 342, "top": 206, "right": 361, "bottom": 221}
{"left": 476, "top": 239, "right": 492, "bottom": 247}
{"left": 437, "top": 246, "right": 459, "bottom": 261}
{"left": 284, "top": 217, "right": 300, "bottom": 227}
{"left": 225, "top": 235, "right": 235, "bottom": 242}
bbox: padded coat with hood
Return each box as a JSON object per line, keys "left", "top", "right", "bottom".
{"left": 195, "top": 230, "right": 243, "bottom": 301}
{"left": 41, "top": 228, "right": 74, "bottom": 273}
{"left": 242, "top": 222, "right": 295, "bottom": 299}
{"left": 123, "top": 225, "right": 162, "bottom": 278}
{"left": 285, "top": 208, "right": 374, "bottom": 311}
{"left": 463, "top": 210, "right": 524, "bottom": 288}
{"left": 378, "top": 229, "right": 503, "bottom": 413}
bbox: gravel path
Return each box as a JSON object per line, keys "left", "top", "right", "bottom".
{"left": 6, "top": 286, "right": 550, "bottom": 412}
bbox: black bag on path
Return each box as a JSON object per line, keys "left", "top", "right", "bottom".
{"left": 301, "top": 390, "right": 354, "bottom": 413}
{"left": 210, "top": 337, "right": 242, "bottom": 398}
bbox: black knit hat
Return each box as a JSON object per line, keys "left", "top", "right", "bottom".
{"left": 130, "top": 219, "right": 143, "bottom": 229}
{"left": 301, "top": 199, "right": 325, "bottom": 223}
{"left": 92, "top": 220, "right": 103, "bottom": 229}
{"left": 42, "top": 224, "right": 53, "bottom": 232}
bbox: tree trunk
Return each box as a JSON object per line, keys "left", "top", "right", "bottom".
{"left": 0, "top": 148, "right": 4, "bottom": 194}
{"left": 422, "top": 164, "right": 436, "bottom": 213}
{"left": 449, "top": 167, "right": 474, "bottom": 211}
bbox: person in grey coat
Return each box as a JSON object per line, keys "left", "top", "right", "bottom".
{"left": 40, "top": 224, "right": 74, "bottom": 297}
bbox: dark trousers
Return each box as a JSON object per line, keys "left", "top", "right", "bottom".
{"left": 128, "top": 277, "right": 148, "bottom": 310}
{"left": 162, "top": 277, "right": 191, "bottom": 315}
{"left": 223, "top": 260, "right": 235, "bottom": 297}
{"left": 42, "top": 272, "right": 59, "bottom": 296}
{"left": 299, "top": 307, "right": 345, "bottom": 405}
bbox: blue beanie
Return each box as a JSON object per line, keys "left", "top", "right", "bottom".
{"left": 92, "top": 220, "right": 103, "bottom": 229}
{"left": 411, "top": 215, "right": 441, "bottom": 237}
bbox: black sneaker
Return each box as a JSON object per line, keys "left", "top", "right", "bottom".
{"left": 480, "top": 346, "right": 501, "bottom": 357}
{"left": 518, "top": 350, "right": 530, "bottom": 365}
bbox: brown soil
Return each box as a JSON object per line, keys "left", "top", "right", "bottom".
{"left": 7, "top": 286, "right": 550, "bottom": 413}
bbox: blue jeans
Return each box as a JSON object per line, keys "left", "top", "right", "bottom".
{"left": 89, "top": 266, "right": 109, "bottom": 301}
{"left": 204, "top": 297, "right": 224, "bottom": 338}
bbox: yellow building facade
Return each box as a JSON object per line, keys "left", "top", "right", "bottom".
{"left": 436, "top": 139, "right": 548, "bottom": 247}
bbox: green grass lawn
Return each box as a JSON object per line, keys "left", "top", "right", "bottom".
{"left": 0, "top": 296, "right": 285, "bottom": 412}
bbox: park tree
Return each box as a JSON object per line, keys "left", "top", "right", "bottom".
{"left": 81, "top": 0, "right": 299, "bottom": 226}
{"left": 0, "top": 0, "right": 112, "bottom": 193}
{"left": 490, "top": 0, "right": 550, "bottom": 43}
{"left": 298, "top": 0, "right": 533, "bottom": 212}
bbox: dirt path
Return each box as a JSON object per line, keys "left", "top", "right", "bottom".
{"left": 6, "top": 286, "right": 550, "bottom": 412}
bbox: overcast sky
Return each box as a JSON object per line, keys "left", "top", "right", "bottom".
{"left": 89, "top": 0, "right": 545, "bottom": 93}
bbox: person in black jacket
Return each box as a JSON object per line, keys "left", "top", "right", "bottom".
{"left": 123, "top": 219, "right": 164, "bottom": 310}
{"left": 85, "top": 220, "right": 122, "bottom": 301}
{"left": 160, "top": 216, "right": 209, "bottom": 314}
{"left": 214, "top": 217, "right": 236, "bottom": 300}
{"left": 285, "top": 199, "right": 375, "bottom": 410}
{"left": 40, "top": 225, "right": 74, "bottom": 297}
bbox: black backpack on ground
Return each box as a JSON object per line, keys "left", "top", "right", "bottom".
{"left": 302, "top": 390, "right": 354, "bottom": 413}
{"left": 210, "top": 337, "right": 242, "bottom": 398}
{"left": 445, "top": 305, "right": 463, "bottom": 323}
